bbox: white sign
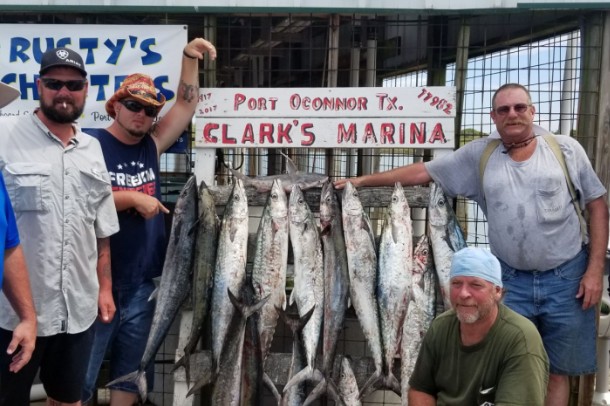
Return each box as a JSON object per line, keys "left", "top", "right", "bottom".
{"left": 0, "top": 24, "right": 187, "bottom": 128}
{"left": 195, "top": 87, "right": 456, "bottom": 149}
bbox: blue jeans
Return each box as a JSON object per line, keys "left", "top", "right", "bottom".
{"left": 82, "top": 280, "right": 156, "bottom": 402}
{"left": 500, "top": 248, "right": 596, "bottom": 375}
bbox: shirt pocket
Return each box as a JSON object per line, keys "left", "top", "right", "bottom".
{"left": 3, "top": 162, "right": 52, "bottom": 212}
{"left": 535, "top": 179, "right": 570, "bottom": 224}
{"left": 78, "top": 168, "right": 112, "bottom": 222}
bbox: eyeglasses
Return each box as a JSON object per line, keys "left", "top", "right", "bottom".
{"left": 494, "top": 103, "right": 531, "bottom": 116}
{"left": 40, "top": 78, "right": 87, "bottom": 92}
{"left": 119, "top": 99, "right": 158, "bottom": 118}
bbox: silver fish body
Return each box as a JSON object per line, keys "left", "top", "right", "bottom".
{"left": 400, "top": 235, "right": 437, "bottom": 405}
{"left": 210, "top": 178, "right": 249, "bottom": 370}
{"left": 174, "top": 180, "right": 219, "bottom": 385}
{"left": 303, "top": 180, "right": 350, "bottom": 405}
{"left": 284, "top": 184, "right": 324, "bottom": 391}
{"left": 251, "top": 178, "right": 289, "bottom": 402}
{"left": 107, "top": 175, "right": 199, "bottom": 400}
{"left": 377, "top": 182, "right": 412, "bottom": 394}
{"left": 341, "top": 182, "right": 383, "bottom": 395}
{"left": 427, "top": 182, "right": 466, "bottom": 311}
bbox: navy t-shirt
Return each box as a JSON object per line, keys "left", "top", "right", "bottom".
{"left": 85, "top": 128, "right": 166, "bottom": 287}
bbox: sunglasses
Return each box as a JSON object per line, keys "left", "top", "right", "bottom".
{"left": 119, "top": 99, "right": 158, "bottom": 118}
{"left": 494, "top": 103, "right": 531, "bottom": 116}
{"left": 40, "top": 78, "right": 87, "bottom": 92}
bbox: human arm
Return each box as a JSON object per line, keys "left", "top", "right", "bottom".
{"left": 407, "top": 389, "right": 436, "bottom": 406}
{"left": 152, "top": 37, "right": 217, "bottom": 154}
{"left": 96, "top": 237, "right": 115, "bottom": 323}
{"left": 334, "top": 162, "right": 433, "bottom": 189}
{"left": 113, "top": 190, "right": 169, "bottom": 219}
{"left": 577, "top": 196, "right": 609, "bottom": 309}
{"left": 2, "top": 245, "right": 36, "bottom": 373}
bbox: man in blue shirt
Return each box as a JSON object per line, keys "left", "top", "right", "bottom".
{"left": 0, "top": 82, "right": 36, "bottom": 375}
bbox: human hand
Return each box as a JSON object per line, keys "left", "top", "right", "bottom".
{"left": 98, "top": 288, "right": 116, "bottom": 323}
{"left": 135, "top": 194, "right": 170, "bottom": 219}
{"left": 576, "top": 265, "right": 603, "bottom": 309}
{"left": 184, "top": 37, "right": 217, "bottom": 61}
{"left": 334, "top": 178, "right": 362, "bottom": 190}
{"left": 6, "top": 318, "right": 36, "bottom": 373}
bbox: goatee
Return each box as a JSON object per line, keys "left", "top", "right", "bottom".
{"left": 40, "top": 100, "right": 84, "bottom": 124}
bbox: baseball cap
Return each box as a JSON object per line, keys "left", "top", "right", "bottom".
{"left": 0, "top": 82, "right": 20, "bottom": 109}
{"left": 105, "top": 73, "right": 166, "bottom": 118}
{"left": 450, "top": 247, "right": 503, "bottom": 288}
{"left": 39, "top": 47, "right": 87, "bottom": 77}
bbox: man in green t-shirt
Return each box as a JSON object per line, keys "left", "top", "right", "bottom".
{"left": 408, "top": 247, "right": 549, "bottom": 406}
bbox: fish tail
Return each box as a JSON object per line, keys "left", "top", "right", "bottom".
{"left": 186, "top": 369, "right": 215, "bottom": 398}
{"left": 283, "top": 365, "right": 314, "bottom": 393}
{"left": 384, "top": 371, "right": 402, "bottom": 396}
{"left": 303, "top": 374, "right": 326, "bottom": 406}
{"left": 358, "top": 369, "right": 382, "bottom": 400}
{"left": 172, "top": 350, "right": 192, "bottom": 388}
{"left": 263, "top": 372, "right": 282, "bottom": 404}
{"left": 106, "top": 370, "right": 147, "bottom": 401}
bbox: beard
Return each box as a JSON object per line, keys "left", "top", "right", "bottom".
{"left": 455, "top": 295, "right": 496, "bottom": 324}
{"left": 40, "top": 98, "right": 84, "bottom": 124}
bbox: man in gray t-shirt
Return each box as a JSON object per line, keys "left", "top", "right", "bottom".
{"left": 335, "top": 83, "right": 608, "bottom": 406}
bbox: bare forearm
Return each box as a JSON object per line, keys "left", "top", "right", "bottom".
{"left": 586, "top": 197, "right": 609, "bottom": 274}
{"left": 96, "top": 237, "right": 112, "bottom": 292}
{"left": 408, "top": 388, "right": 436, "bottom": 406}
{"left": 3, "top": 246, "right": 36, "bottom": 323}
{"left": 360, "top": 162, "right": 433, "bottom": 187}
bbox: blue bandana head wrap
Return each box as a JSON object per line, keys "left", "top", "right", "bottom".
{"left": 450, "top": 247, "right": 503, "bottom": 288}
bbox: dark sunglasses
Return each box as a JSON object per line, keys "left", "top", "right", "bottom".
{"left": 119, "top": 99, "right": 158, "bottom": 118}
{"left": 40, "top": 78, "right": 87, "bottom": 92}
{"left": 494, "top": 103, "right": 531, "bottom": 116}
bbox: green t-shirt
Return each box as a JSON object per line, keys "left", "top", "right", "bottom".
{"left": 408, "top": 304, "right": 549, "bottom": 406}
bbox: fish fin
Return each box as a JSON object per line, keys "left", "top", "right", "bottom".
{"left": 186, "top": 369, "right": 215, "bottom": 398}
{"left": 147, "top": 288, "right": 158, "bottom": 302}
{"left": 326, "top": 377, "right": 347, "bottom": 406}
{"left": 263, "top": 372, "right": 282, "bottom": 403}
{"left": 358, "top": 369, "right": 382, "bottom": 400}
{"left": 280, "top": 290, "right": 287, "bottom": 310}
{"left": 303, "top": 376, "right": 326, "bottom": 406}
{"left": 289, "top": 287, "right": 296, "bottom": 306}
{"left": 106, "top": 370, "right": 147, "bottom": 402}
{"left": 384, "top": 371, "right": 402, "bottom": 396}
{"left": 283, "top": 365, "right": 313, "bottom": 393}
{"left": 280, "top": 151, "right": 298, "bottom": 175}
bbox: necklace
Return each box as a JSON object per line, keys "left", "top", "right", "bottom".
{"left": 501, "top": 135, "right": 537, "bottom": 154}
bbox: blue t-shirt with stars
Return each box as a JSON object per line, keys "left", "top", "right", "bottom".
{"left": 85, "top": 128, "right": 166, "bottom": 287}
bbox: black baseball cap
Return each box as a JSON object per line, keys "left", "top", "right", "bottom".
{"left": 39, "top": 47, "right": 87, "bottom": 77}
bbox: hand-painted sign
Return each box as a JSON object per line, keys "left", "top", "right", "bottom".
{"left": 195, "top": 87, "right": 456, "bottom": 149}
{"left": 0, "top": 24, "right": 187, "bottom": 129}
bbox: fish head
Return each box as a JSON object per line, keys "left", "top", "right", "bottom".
{"left": 226, "top": 178, "right": 249, "bottom": 219}
{"left": 428, "top": 183, "right": 450, "bottom": 227}
{"left": 174, "top": 175, "right": 198, "bottom": 214}
{"left": 341, "top": 181, "right": 363, "bottom": 215}
{"left": 288, "top": 184, "right": 308, "bottom": 223}
{"left": 413, "top": 234, "right": 430, "bottom": 273}
{"left": 389, "top": 182, "right": 410, "bottom": 217}
{"left": 319, "top": 180, "right": 334, "bottom": 224}
{"left": 266, "top": 179, "right": 288, "bottom": 219}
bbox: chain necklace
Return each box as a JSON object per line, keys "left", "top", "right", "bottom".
{"left": 501, "top": 135, "right": 537, "bottom": 154}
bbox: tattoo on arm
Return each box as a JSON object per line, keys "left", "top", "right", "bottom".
{"left": 181, "top": 80, "right": 199, "bottom": 103}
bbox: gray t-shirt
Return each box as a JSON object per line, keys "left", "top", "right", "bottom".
{"left": 425, "top": 134, "right": 606, "bottom": 270}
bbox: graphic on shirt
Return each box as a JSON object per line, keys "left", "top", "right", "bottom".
{"left": 109, "top": 160, "right": 157, "bottom": 196}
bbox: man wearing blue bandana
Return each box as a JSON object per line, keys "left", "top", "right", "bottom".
{"left": 408, "top": 247, "right": 549, "bottom": 406}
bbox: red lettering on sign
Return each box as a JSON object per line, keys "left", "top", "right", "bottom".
{"left": 234, "top": 93, "right": 246, "bottom": 111}
{"left": 203, "top": 123, "right": 219, "bottom": 143}
{"left": 221, "top": 124, "right": 237, "bottom": 144}
{"left": 410, "top": 122, "right": 427, "bottom": 144}
{"left": 337, "top": 123, "right": 357, "bottom": 144}
{"left": 277, "top": 124, "right": 293, "bottom": 144}
{"left": 363, "top": 123, "right": 377, "bottom": 144}
{"left": 242, "top": 124, "right": 255, "bottom": 144}
{"left": 260, "top": 123, "right": 275, "bottom": 143}
{"left": 301, "top": 124, "right": 315, "bottom": 146}
{"left": 429, "top": 123, "right": 447, "bottom": 144}
{"left": 380, "top": 123, "right": 395, "bottom": 144}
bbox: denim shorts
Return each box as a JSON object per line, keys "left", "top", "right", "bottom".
{"left": 500, "top": 248, "right": 596, "bottom": 375}
{"left": 0, "top": 326, "right": 94, "bottom": 405}
{"left": 82, "top": 280, "right": 156, "bottom": 402}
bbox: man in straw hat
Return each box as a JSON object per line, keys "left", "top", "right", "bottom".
{"left": 0, "top": 82, "right": 37, "bottom": 376}
{"left": 0, "top": 47, "right": 119, "bottom": 406}
{"left": 81, "top": 37, "right": 216, "bottom": 405}
{"left": 408, "top": 247, "right": 549, "bottom": 405}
